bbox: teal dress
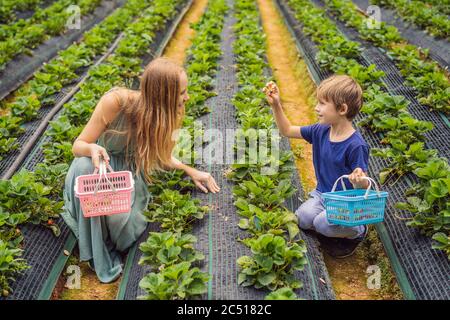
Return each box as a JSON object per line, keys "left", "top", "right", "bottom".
{"left": 62, "top": 107, "right": 150, "bottom": 283}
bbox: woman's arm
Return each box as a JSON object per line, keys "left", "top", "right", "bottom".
{"left": 169, "top": 156, "right": 196, "bottom": 177}
{"left": 72, "top": 91, "right": 122, "bottom": 168}
{"left": 169, "top": 156, "right": 220, "bottom": 194}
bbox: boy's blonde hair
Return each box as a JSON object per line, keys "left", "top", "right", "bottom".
{"left": 316, "top": 75, "right": 363, "bottom": 120}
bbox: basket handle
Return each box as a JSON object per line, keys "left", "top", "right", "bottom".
{"left": 331, "top": 175, "right": 381, "bottom": 199}
{"left": 92, "top": 161, "right": 114, "bottom": 175}
{"left": 93, "top": 160, "right": 117, "bottom": 195}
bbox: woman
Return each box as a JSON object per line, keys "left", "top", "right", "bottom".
{"left": 62, "top": 58, "right": 220, "bottom": 283}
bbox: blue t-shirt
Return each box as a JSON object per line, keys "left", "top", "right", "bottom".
{"left": 301, "top": 123, "right": 369, "bottom": 193}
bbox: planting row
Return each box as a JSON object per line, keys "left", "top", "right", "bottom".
{"left": 138, "top": 0, "right": 229, "bottom": 300}
{"left": 420, "top": 0, "right": 450, "bottom": 16}
{"left": 286, "top": 0, "right": 450, "bottom": 259}
{"left": 324, "top": 0, "right": 450, "bottom": 114}
{"left": 228, "top": 0, "right": 307, "bottom": 300}
{"left": 0, "top": 0, "right": 48, "bottom": 23}
{"left": 0, "top": 0, "right": 187, "bottom": 298}
{"left": 0, "top": 0, "right": 103, "bottom": 70}
{"left": 0, "top": 0, "right": 154, "bottom": 160}
{"left": 370, "top": 0, "right": 450, "bottom": 39}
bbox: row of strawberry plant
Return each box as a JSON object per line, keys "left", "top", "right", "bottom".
{"left": 138, "top": 0, "right": 228, "bottom": 300}
{"left": 370, "top": 0, "right": 450, "bottom": 39}
{"left": 0, "top": 162, "right": 69, "bottom": 297}
{"left": 324, "top": 0, "right": 449, "bottom": 114}
{"left": 0, "top": 0, "right": 103, "bottom": 69}
{"left": 420, "top": 0, "right": 450, "bottom": 16}
{"left": 0, "top": 0, "right": 154, "bottom": 160}
{"left": 228, "top": 0, "right": 307, "bottom": 300}
{"left": 0, "top": 0, "right": 186, "bottom": 298}
{"left": 287, "top": 0, "right": 450, "bottom": 258}
{"left": 0, "top": 0, "right": 46, "bottom": 23}
{"left": 139, "top": 184, "right": 209, "bottom": 299}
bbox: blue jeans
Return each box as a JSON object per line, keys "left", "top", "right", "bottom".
{"left": 295, "top": 189, "right": 365, "bottom": 239}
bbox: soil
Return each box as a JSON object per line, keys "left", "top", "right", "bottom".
{"left": 163, "top": 0, "right": 209, "bottom": 64}
{"left": 53, "top": 262, "right": 120, "bottom": 300}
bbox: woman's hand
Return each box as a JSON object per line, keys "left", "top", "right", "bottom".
{"left": 263, "top": 81, "right": 281, "bottom": 107}
{"left": 349, "top": 168, "right": 369, "bottom": 189}
{"left": 89, "top": 143, "right": 110, "bottom": 169}
{"left": 169, "top": 156, "right": 220, "bottom": 193}
{"left": 189, "top": 169, "right": 220, "bottom": 194}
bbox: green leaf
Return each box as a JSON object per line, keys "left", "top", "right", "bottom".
{"left": 257, "top": 272, "right": 276, "bottom": 286}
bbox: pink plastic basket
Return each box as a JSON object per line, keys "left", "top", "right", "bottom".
{"left": 74, "top": 161, "right": 134, "bottom": 218}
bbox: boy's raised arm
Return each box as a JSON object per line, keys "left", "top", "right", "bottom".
{"left": 263, "top": 82, "right": 303, "bottom": 139}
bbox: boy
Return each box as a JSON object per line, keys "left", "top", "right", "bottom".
{"left": 264, "top": 75, "right": 370, "bottom": 258}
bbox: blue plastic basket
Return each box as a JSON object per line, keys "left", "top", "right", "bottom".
{"left": 322, "top": 175, "right": 388, "bottom": 227}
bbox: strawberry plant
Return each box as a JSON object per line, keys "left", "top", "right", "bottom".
{"left": 359, "top": 91, "right": 409, "bottom": 130}
{"left": 316, "top": 36, "right": 362, "bottom": 68}
{"left": 9, "top": 95, "right": 40, "bottom": 122}
{"left": 42, "top": 141, "right": 74, "bottom": 165}
{"left": 396, "top": 159, "right": 450, "bottom": 234}
{"left": 372, "top": 142, "right": 437, "bottom": 184}
{"left": 325, "top": 0, "right": 401, "bottom": 47}
{"left": 0, "top": 169, "right": 63, "bottom": 236}
{"left": 432, "top": 233, "right": 450, "bottom": 259}
{"left": 0, "top": 209, "right": 24, "bottom": 245}
{"left": 371, "top": 0, "right": 450, "bottom": 39}
{"left": 420, "top": 0, "right": 450, "bottom": 15}
{"left": 145, "top": 190, "right": 208, "bottom": 233}
{"left": 233, "top": 173, "right": 295, "bottom": 210}
{"left": 226, "top": 151, "right": 296, "bottom": 183}
{"left": 33, "top": 163, "right": 69, "bottom": 198}
{"left": 235, "top": 199, "right": 300, "bottom": 240}
{"left": 369, "top": 113, "right": 434, "bottom": 146}
{"left": 139, "top": 232, "right": 204, "bottom": 269}
{"left": 0, "top": 239, "right": 29, "bottom": 297}
{"left": 147, "top": 169, "right": 195, "bottom": 195}
{"left": 0, "top": 0, "right": 44, "bottom": 24}
{"left": 237, "top": 234, "right": 307, "bottom": 291}
{"left": 46, "top": 116, "right": 84, "bottom": 144}
{"left": 139, "top": 261, "right": 209, "bottom": 300}
{"left": 265, "top": 287, "right": 299, "bottom": 300}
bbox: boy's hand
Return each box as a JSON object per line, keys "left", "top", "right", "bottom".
{"left": 263, "top": 81, "right": 281, "bottom": 107}
{"left": 349, "top": 168, "right": 369, "bottom": 189}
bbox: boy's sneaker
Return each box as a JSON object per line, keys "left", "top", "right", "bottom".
{"left": 317, "top": 226, "right": 368, "bottom": 259}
